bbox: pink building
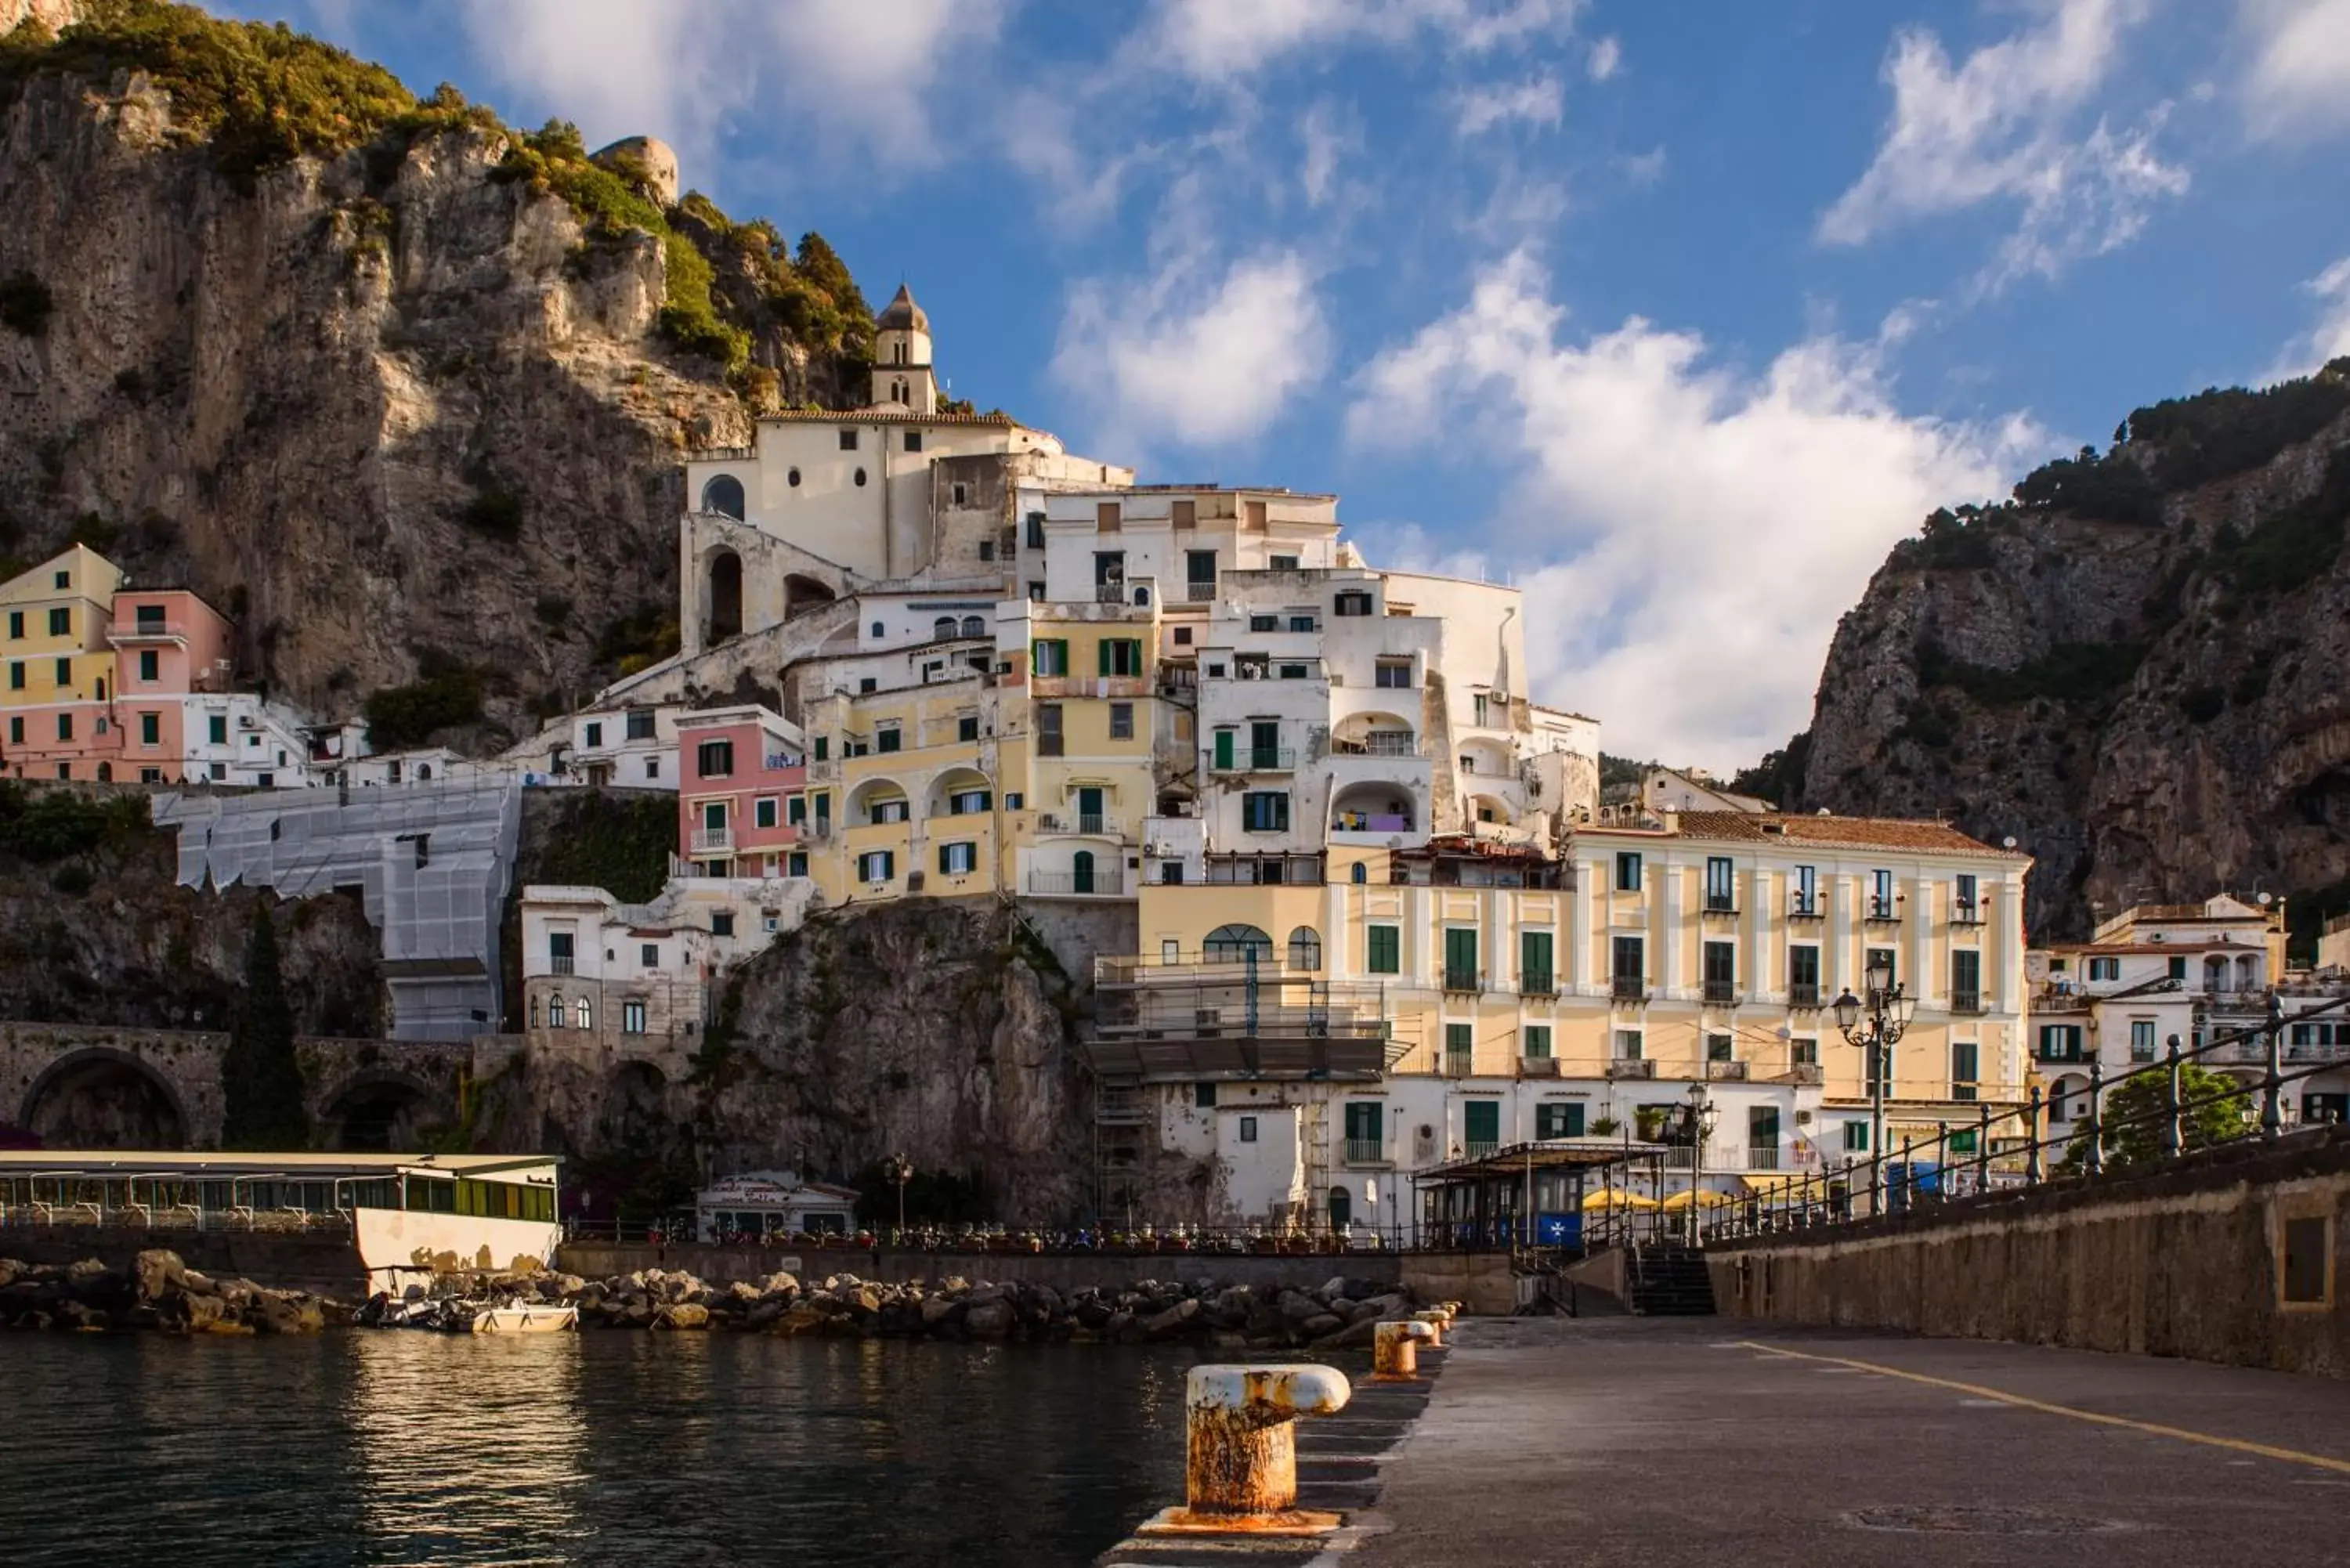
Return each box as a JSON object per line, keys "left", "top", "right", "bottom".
{"left": 109, "top": 587, "right": 235, "bottom": 782}
{"left": 675, "top": 706, "right": 808, "bottom": 878}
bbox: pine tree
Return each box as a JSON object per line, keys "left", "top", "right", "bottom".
{"left": 220, "top": 904, "right": 308, "bottom": 1150}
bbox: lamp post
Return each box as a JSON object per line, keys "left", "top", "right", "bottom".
{"left": 1831, "top": 953, "right": 1915, "bottom": 1215}
{"left": 1681, "top": 1081, "right": 1718, "bottom": 1247}
{"left": 882, "top": 1152, "right": 913, "bottom": 1241}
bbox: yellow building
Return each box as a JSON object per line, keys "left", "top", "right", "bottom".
{"left": 0, "top": 546, "right": 123, "bottom": 779}
{"left": 799, "top": 675, "right": 1006, "bottom": 905}
{"left": 1000, "top": 595, "right": 1162, "bottom": 901}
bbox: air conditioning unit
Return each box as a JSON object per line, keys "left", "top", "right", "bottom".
{"left": 237, "top": 715, "right": 258, "bottom": 729}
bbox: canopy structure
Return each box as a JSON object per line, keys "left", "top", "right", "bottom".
{"left": 1412, "top": 1138, "right": 1671, "bottom": 1252}
{"left": 1585, "top": 1187, "right": 1661, "bottom": 1212}
{"left": 1661, "top": 1188, "right": 1735, "bottom": 1212}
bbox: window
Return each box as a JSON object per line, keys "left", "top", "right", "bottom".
{"left": 787, "top": 852, "right": 808, "bottom": 876}
{"left": 1954, "top": 873, "right": 1979, "bottom": 913}
{"left": 2087, "top": 956, "right": 2120, "bottom": 981}
{"left": 1278, "top": 663, "right": 1309, "bottom": 680}
{"left": 2168, "top": 955, "right": 2188, "bottom": 981}
{"left": 1344, "top": 1100, "right": 1383, "bottom": 1151}
{"left": 904, "top": 431, "right": 922, "bottom": 452}
{"left": 1615, "top": 851, "right": 1642, "bottom": 892}
{"left": 1614, "top": 1029, "right": 1643, "bottom": 1060}
{"left": 4, "top": 612, "right": 16, "bottom": 638}
{"left": 2037, "top": 1024, "right": 2085, "bottom": 1061}
{"left": 839, "top": 428, "right": 859, "bottom": 450}
{"left": 1099, "top": 638, "right": 1143, "bottom": 676}
{"left": 1242, "top": 792, "right": 1289, "bottom": 832}
{"left": 48, "top": 608, "right": 68, "bottom": 636}
{"left": 1336, "top": 591, "right": 1374, "bottom": 617}
{"left": 139, "top": 768, "right": 160, "bottom": 783}
{"left": 869, "top": 797, "right": 909, "bottom": 825}
{"left": 1036, "top": 703, "right": 1064, "bottom": 757}
{"left": 1702, "top": 941, "right": 1736, "bottom": 1002}
{"left": 1190, "top": 1081, "right": 1217, "bottom": 1111}
{"left": 1206, "top": 924, "right": 1274, "bottom": 962}
{"left": 645, "top": 757, "right": 661, "bottom": 779}
{"left": 754, "top": 797, "right": 779, "bottom": 829}
{"left": 626, "top": 710, "right": 656, "bottom": 741}
{"left": 696, "top": 739, "right": 733, "bottom": 778}
{"left": 55, "top": 714, "right": 71, "bottom": 741}
{"left": 1952, "top": 948, "right": 1982, "bottom": 1010}
{"left": 52, "top": 570, "right": 67, "bottom": 589}
{"left": 1844, "top": 1122, "right": 1871, "bottom": 1153}
{"left": 1696, "top": 856, "right": 1735, "bottom": 912}
{"left": 52, "top": 656, "right": 70, "bottom": 685}
{"left": 1444, "top": 927, "right": 1479, "bottom": 989}
{"left": 623, "top": 1001, "right": 647, "bottom": 1035}
{"left": 854, "top": 468, "right": 868, "bottom": 487}
{"left": 138, "top": 650, "right": 158, "bottom": 682}
{"left": 1793, "top": 864, "right": 1817, "bottom": 914}
{"left": 1866, "top": 946, "right": 1896, "bottom": 988}
{"left": 787, "top": 466, "right": 801, "bottom": 486}
{"left": 1269, "top": 554, "right": 1298, "bottom": 570}
{"left": 1612, "top": 935, "right": 1645, "bottom": 992}
{"left": 640, "top": 943, "right": 659, "bottom": 967}
{"left": 1288, "top": 927, "right": 1322, "bottom": 971}
{"left": 949, "top": 789, "right": 990, "bottom": 815}
{"left": 1109, "top": 702, "right": 1133, "bottom": 740}
{"left": 1870, "top": 868, "right": 1895, "bottom": 917}
{"left": 935, "top": 616, "right": 959, "bottom": 641}
{"left": 1004, "top": 793, "right": 1022, "bottom": 809}
{"left": 139, "top": 712, "right": 159, "bottom": 746}
{"left": 1789, "top": 945, "right": 1820, "bottom": 1003}
{"left": 1368, "top": 924, "right": 1401, "bottom": 974}
{"left": 877, "top": 725, "right": 901, "bottom": 754}
{"left": 1287, "top": 615, "right": 1316, "bottom": 633}
{"left": 1520, "top": 930, "right": 1555, "bottom": 993}
{"left": 1249, "top": 613, "right": 1279, "bottom": 632}
{"left": 1238, "top": 1116, "right": 1258, "bottom": 1143}
{"left": 858, "top": 851, "right": 895, "bottom": 883}
{"left": 2131, "top": 1019, "right": 2158, "bottom": 1061}
{"left": 1445, "top": 1023, "right": 1473, "bottom": 1065}
{"left": 5, "top": 663, "right": 18, "bottom": 690}
{"left": 1032, "top": 638, "right": 1069, "bottom": 676}
{"left": 5, "top": 717, "right": 17, "bottom": 743}
{"left": 1707, "top": 1033, "right": 1734, "bottom": 1062}
{"left": 1536, "top": 1101, "right": 1583, "bottom": 1139}
{"left": 978, "top": 540, "right": 993, "bottom": 561}
{"left": 1374, "top": 658, "right": 1412, "bottom": 688}
{"left": 939, "top": 841, "right": 978, "bottom": 875}
{"left": 581, "top": 720, "right": 606, "bottom": 749}
{"left": 1473, "top": 693, "right": 1491, "bottom": 726}
{"left": 960, "top": 616, "right": 985, "bottom": 640}
{"left": 1791, "top": 1037, "right": 1818, "bottom": 1066}
{"left": 710, "top": 913, "right": 735, "bottom": 938}
{"left": 1524, "top": 1025, "right": 1553, "bottom": 1060}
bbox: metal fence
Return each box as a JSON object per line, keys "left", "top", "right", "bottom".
{"left": 1705, "top": 990, "right": 2350, "bottom": 1242}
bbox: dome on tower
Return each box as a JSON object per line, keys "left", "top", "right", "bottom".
{"left": 877, "top": 283, "right": 929, "bottom": 334}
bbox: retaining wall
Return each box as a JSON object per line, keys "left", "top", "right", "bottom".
{"left": 0, "top": 1227, "right": 366, "bottom": 1299}
{"left": 1707, "top": 1126, "right": 2350, "bottom": 1375}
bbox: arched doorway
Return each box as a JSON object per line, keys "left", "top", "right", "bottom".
{"left": 707, "top": 550, "right": 743, "bottom": 644}
{"left": 700, "top": 475, "right": 746, "bottom": 519}
{"left": 22, "top": 1050, "right": 188, "bottom": 1149}
{"left": 324, "top": 1074, "right": 445, "bottom": 1151}
{"left": 1328, "top": 1185, "right": 1352, "bottom": 1231}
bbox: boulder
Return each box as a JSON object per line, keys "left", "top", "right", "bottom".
{"left": 772, "top": 1305, "right": 828, "bottom": 1336}
{"left": 1298, "top": 1313, "right": 1344, "bottom": 1339}
{"left": 919, "top": 1294, "right": 963, "bottom": 1327}
{"left": 1141, "top": 1299, "right": 1200, "bottom": 1339}
{"left": 1313, "top": 1316, "right": 1381, "bottom": 1350}
{"left": 656, "top": 1302, "right": 710, "bottom": 1331}
{"left": 133, "top": 1249, "right": 188, "bottom": 1303}
{"left": 964, "top": 1301, "right": 1014, "bottom": 1339}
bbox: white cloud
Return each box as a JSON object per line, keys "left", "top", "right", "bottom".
{"left": 1586, "top": 34, "right": 1621, "bottom": 81}
{"left": 1821, "top": 0, "right": 2185, "bottom": 287}
{"left": 1298, "top": 102, "right": 1357, "bottom": 207}
{"left": 1346, "top": 251, "right": 2048, "bottom": 768}
{"left": 2269, "top": 256, "right": 2350, "bottom": 379}
{"left": 2240, "top": 0, "right": 2350, "bottom": 139}
{"left": 1618, "top": 145, "right": 1668, "bottom": 186}
{"left": 1139, "top": 0, "right": 1581, "bottom": 78}
{"left": 1454, "top": 74, "right": 1564, "bottom": 135}
{"left": 447, "top": 0, "right": 1002, "bottom": 172}
{"left": 1056, "top": 250, "right": 1330, "bottom": 451}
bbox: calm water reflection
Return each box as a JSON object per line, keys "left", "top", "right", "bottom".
{"left": 0, "top": 1335, "right": 1199, "bottom": 1566}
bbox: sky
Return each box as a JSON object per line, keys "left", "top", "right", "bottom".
{"left": 222, "top": 0, "right": 2350, "bottom": 771}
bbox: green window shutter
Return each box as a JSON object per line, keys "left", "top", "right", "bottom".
{"left": 1520, "top": 930, "right": 1552, "bottom": 982}
{"left": 1214, "top": 730, "right": 1234, "bottom": 769}
{"left": 1273, "top": 793, "right": 1289, "bottom": 830}
{"left": 1445, "top": 1023, "right": 1472, "bottom": 1057}
{"left": 1465, "top": 1100, "right": 1499, "bottom": 1144}
{"left": 1368, "top": 925, "right": 1399, "bottom": 974}
{"left": 1444, "top": 927, "right": 1478, "bottom": 977}
{"left": 1098, "top": 638, "right": 1112, "bottom": 676}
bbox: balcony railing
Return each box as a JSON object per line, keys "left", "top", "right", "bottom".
{"left": 1701, "top": 897, "right": 1738, "bottom": 916}
{"left": 1026, "top": 869, "right": 1126, "bottom": 897}
{"left": 1094, "top": 583, "right": 1129, "bottom": 604}
{"left": 1464, "top": 1139, "right": 1500, "bottom": 1161}
{"left": 1443, "top": 1050, "right": 1473, "bottom": 1078}
{"left": 1788, "top": 982, "right": 1821, "bottom": 1007}
{"left": 1036, "top": 811, "right": 1123, "bottom": 838}
{"left": 1702, "top": 980, "right": 1739, "bottom": 1004}
{"left": 1606, "top": 1058, "right": 1656, "bottom": 1079}
{"left": 1788, "top": 895, "right": 1824, "bottom": 919}
{"left": 1611, "top": 974, "right": 1648, "bottom": 1003}
{"left": 1331, "top": 732, "right": 1423, "bottom": 757}
{"left": 1950, "top": 989, "right": 1984, "bottom": 1015}
{"left": 1442, "top": 968, "right": 1484, "bottom": 995}
{"left": 1519, "top": 1057, "right": 1560, "bottom": 1078}
{"left": 1520, "top": 971, "right": 1558, "bottom": 998}
{"left": 548, "top": 954, "right": 576, "bottom": 976}
{"left": 1705, "top": 1060, "right": 1748, "bottom": 1081}
{"left": 1210, "top": 748, "right": 1297, "bottom": 773}
{"left": 1343, "top": 1138, "right": 1389, "bottom": 1167}
{"left": 689, "top": 827, "right": 734, "bottom": 854}
{"left": 1866, "top": 898, "right": 1900, "bottom": 922}
{"left": 1951, "top": 901, "right": 1983, "bottom": 925}
{"left": 1182, "top": 580, "right": 1217, "bottom": 603}
{"left": 1781, "top": 1063, "right": 1825, "bottom": 1086}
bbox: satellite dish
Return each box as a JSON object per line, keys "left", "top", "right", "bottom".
{"left": 1817, "top": 807, "right": 1831, "bottom": 815}
{"left": 2002, "top": 836, "right": 2019, "bottom": 850}
{"left": 2258, "top": 892, "right": 2274, "bottom": 906}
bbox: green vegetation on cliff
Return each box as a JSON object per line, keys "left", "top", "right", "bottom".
{"left": 221, "top": 905, "right": 309, "bottom": 1151}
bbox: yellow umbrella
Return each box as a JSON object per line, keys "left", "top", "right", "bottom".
{"left": 1582, "top": 1187, "right": 1660, "bottom": 1212}
{"left": 1661, "top": 1188, "right": 1736, "bottom": 1211}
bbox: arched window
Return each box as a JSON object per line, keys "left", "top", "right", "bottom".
{"left": 95, "top": 678, "right": 106, "bottom": 701}
{"left": 935, "top": 616, "right": 958, "bottom": 641}
{"left": 1350, "top": 862, "right": 1368, "bottom": 885}
{"left": 577, "top": 997, "right": 593, "bottom": 1031}
{"left": 1328, "top": 1186, "right": 1352, "bottom": 1230}
{"left": 530, "top": 996, "right": 540, "bottom": 1029}
{"left": 96, "top": 762, "right": 111, "bottom": 782}
{"left": 960, "top": 616, "right": 985, "bottom": 638}
{"left": 1288, "top": 927, "right": 1323, "bottom": 971}
{"left": 700, "top": 475, "right": 746, "bottom": 519}
{"left": 855, "top": 468, "right": 868, "bottom": 487}
{"left": 1204, "top": 923, "right": 1274, "bottom": 963}
{"left": 786, "top": 467, "right": 801, "bottom": 487}
{"left": 893, "top": 341, "right": 907, "bottom": 366}
{"left": 872, "top": 621, "right": 886, "bottom": 638}
{"left": 548, "top": 996, "right": 567, "bottom": 1030}
{"left": 417, "top": 764, "right": 432, "bottom": 781}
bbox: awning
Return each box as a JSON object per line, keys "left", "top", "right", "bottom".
{"left": 1661, "top": 1188, "right": 1735, "bottom": 1210}
{"left": 1583, "top": 1187, "right": 1660, "bottom": 1212}
{"left": 1739, "top": 1173, "right": 1814, "bottom": 1195}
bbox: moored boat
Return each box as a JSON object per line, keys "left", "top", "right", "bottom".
{"left": 469, "top": 1302, "right": 577, "bottom": 1335}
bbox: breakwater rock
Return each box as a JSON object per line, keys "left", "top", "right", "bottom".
{"left": 0, "top": 1250, "right": 339, "bottom": 1335}
{"left": 473, "top": 1268, "right": 1426, "bottom": 1346}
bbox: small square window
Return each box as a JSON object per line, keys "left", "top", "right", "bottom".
{"left": 711, "top": 912, "right": 736, "bottom": 938}
{"left": 839, "top": 428, "right": 859, "bottom": 450}
{"left": 1110, "top": 702, "right": 1133, "bottom": 739}
{"left": 52, "top": 570, "right": 69, "bottom": 589}
{"left": 904, "top": 431, "right": 922, "bottom": 452}
{"left": 640, "top": 943, "right": 659, "bottom": 967}
{"left": 1174, "top": 627, "right": 1193, "bottom": 645}
{"left": 1238, "top": 1115, "right": 1258, "bottom": 1143}
{"left": 958, "top": 715, "right": 979, "bottom": 742}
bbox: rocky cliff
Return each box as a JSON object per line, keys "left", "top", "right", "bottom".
{"left": 1766, "top": 359, "right": 2350, "bottom": 945}
{"left": 0, "top": 1, "right": 875, "bottom": 746}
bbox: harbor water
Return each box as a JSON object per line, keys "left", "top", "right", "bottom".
{"left": 0, "top": 1333, "right": 1199, "bottom": 1566}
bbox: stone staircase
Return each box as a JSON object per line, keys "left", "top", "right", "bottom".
{"left": 1624, "top": 1244, "right": 1716, "bottom": 1316}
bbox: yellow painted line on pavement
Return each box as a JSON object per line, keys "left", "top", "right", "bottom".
{"left": 1737, "top": 1341, "right": 2350, "bottom": 1477}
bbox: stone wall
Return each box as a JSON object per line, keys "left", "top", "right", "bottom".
{"left": 1708, "top": 1126, "right": 2350, "bottom": 1375}
{"left": 0, "top": 1227, "right": 365, "bottom": 1299}
{"left": 559, "top": 1238, "right": 1421, "bottom": 1295}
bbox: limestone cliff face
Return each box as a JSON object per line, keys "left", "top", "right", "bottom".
{"left": 1789, "top": 365, "right": 2350, "bottom": 940}
{"left": 473, "top": 898, "right": 1119, "bottom": 1222}
{"left": 0, "top": 45, "right": 855, "bottom": 742}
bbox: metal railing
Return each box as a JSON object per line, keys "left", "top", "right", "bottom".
{"left": 1607, "top": 1058, "right": 1656, "bottom": 1079}
{"left": 548, "top": 953, "right": 576, "bottom": 975}
{"left": 1702, "top": 981, "right": 1738, "bottom": 1004}
{"left": 1788, "top": 895, "right": 1823, "bottom": 919}
{"left": 1612, "top": 974, "right": 1648, "bottom": 1002}
{"left": 1788, "top": 982, "right": 1821, "bottom": 1007}
{"left": 1951, "top": 901, "right": 1983, "bottom": 925}
{"left": 1209, "top": 748, "right": 1297, "bottom": 772}
{"left": 1708, "top": 990, "right": 2350, "bottom": 1243}
{"left": 1330, "top": 732, "right": 1424, "bottom": 757}
{"left": 1520, "top": 971, "right": 1558, "bottom": 997}
{"left": 1036, "top": 811, "right": 1123, "bottom": 837}
{"left": 689, "top": 826, "right": 734, "bottom": 854}
{"left": 1343, "top": 1138, "right": 1389, "bottom": 1166}
{"left": 1702, "top": 897, "right": 1737, "bottom": 915}
{"left": 1950, "top": 989, "right": 1984, "bottom": 1014}
{"left": 1866, "top": 898, "right": 1900, "bottom": 921}
{"left": 1443, "top": 968, "right": 1485, "bottom": 994}
{"left": 1026, "top": 869, "right": 1126, "bottom": 896}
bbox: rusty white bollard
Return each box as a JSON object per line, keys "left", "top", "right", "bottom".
{"left": 1410, "top": 1308, "right": 1449, "bottom": 1347}
{"left": 1154, "top": 1364, "right": 1351, "bottom": 1533}
{"left": 1371, "top": 1318, "right": 1437, "bottom": 1382}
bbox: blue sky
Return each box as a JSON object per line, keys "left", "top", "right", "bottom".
{"left": 226, "top": 0, "right": 2350, "bottom": 768}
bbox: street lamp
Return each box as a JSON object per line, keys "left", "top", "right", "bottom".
{"left": 882, "top": 1152, "right": 913, "bottom": 1241}
{"left": 1682, "top": 1082, "right": 1718, "bottom": 1247}
{"left": 1831, "top": 952, "right": 1916, "bottom": 1212}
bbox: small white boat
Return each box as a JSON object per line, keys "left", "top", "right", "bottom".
{"left": 469, "top": 1302, "right": 578, "bottom": 1335}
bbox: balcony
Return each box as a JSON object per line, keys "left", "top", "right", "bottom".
{"left": 1611, "top": 975, "right": 1649, "bottom": 1003}
{"left": 1519, "top": 1057, "right": 1560, "bottom": 1078}
{"left": 1442, "top": 968, "right": 1485, "bottom": 995}
{"left": 1520, "top": 971, "right": 1559, "bottom": 998}
{"left": 1026, "top": 869, "right": 1126, "bottom": 897}
{"left": 1607, "top": 1058, "right": 1656, "bottom": 1079}
{"left": 1331, "top": 732, "right": 1425, "bottom": 757}
{"left": 1865, "top": 898, "right": 1901, "bottom": 923}
{"left": 1701, "top": 898, "right": 1739, "bottom": 917}
{"left": 1442, "top": 1050, "right": 1474, "bottom": 1078}
{"left": 1210, "top": 747, "right": 1297, "bottom": 774}
{"left": 1788, "top": 982, "right": 1821, "bottom": 1008}
{"left": 1705, "top": 1060, "right": 1748, "bottom": 1082}
{"left": 1950, "top": 989, "right": 1985, "bottom": 1015}
{"left": 107, "top": 618, "right": 193, "bottom": 645}
{"left": 1702, "top": 980, "right": 1740, "bottom": 1005}
{"left": 1743, "top": 1144, "right": 1783, "bottom": 1172}
{"left": 1343, "top": 1138, "right": 1390, "bottom": 1167}
{"left": 548, "top": 954, "right": 576, "bottom": 976}
{"left": 1036, "top": 811, "right": 1123, "bottom": 838}
{"left": 1788, "top": 896, "right": 1824, "bottom": 920}
{"left": 1464, "top": 1139, "right": 1500, "bottom": 1161}
{"left": 1181, "top": 580, "right": 1217, "bottom": 604}
{"left": 1779, "top": 1063, "right": 1825, "bottom": 1086}
{"left": 1094, "top": 583, "right": 1129, "bottom": 605}
{"left": 1952, "top": 901, "right": 1984, "bottom": 926}
{"left": 689, "top": 826, "right": 734, "bottom": 854}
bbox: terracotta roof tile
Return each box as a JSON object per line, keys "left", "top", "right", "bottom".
{"left": 1664, "top": 811, "right": 2022, "bottom": 859}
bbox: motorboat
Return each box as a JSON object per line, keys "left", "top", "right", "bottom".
{"left": 468, "top": 1302, "right": 577, "bottom": 1335}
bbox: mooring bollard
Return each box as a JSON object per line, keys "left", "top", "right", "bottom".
{"left": 1411, "top": 1308, "right": 1448, "bottom": 1347}
{"left": 1166, "top": 1364, "right": 1351, "bottom": 1529}
{"left": 1372, "top": 1318, "right": 1437, "bottom": 1381}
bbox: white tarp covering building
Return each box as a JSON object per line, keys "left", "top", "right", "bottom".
{"left": 153, "top": 781, "right": 522, "bottom": 1040}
